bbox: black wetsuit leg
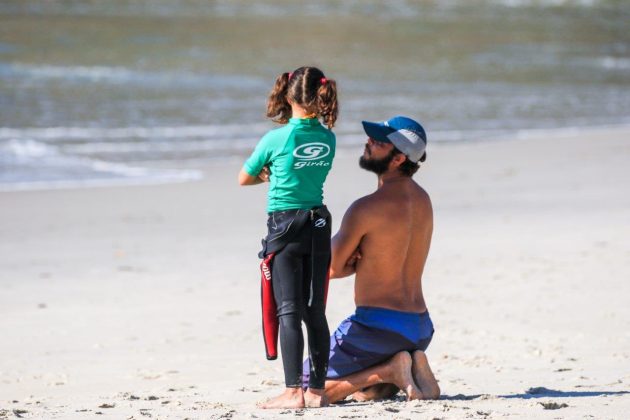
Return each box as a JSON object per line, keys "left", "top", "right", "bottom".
{"left": 301, "top": 218, "right": 331, "bottom": 389}
{"left": 271, "top": 215, "right": 331, "bottom": 389}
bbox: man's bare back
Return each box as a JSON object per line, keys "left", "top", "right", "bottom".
{"left": 330, "top": 168, "right": 433, "bottom": 314}
{"left": 349, "top": 178, "right": 432, "bottom": 313}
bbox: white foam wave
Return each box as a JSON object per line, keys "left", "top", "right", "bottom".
{"left": 487, "top": 0, "right": 600, "bottom": 7}
{"left": 0, "top": 139, "right": 203, "bottom": 192}
{"left": 1, "top": 138, "right": 51, "bottom": 158}
{"left": 61, "top": 137, "right": 259, "bottom": 155}
{"left": 0, "top": 171, "right": 203, "bottom": 192}
{"left": 0, "top": 0, "right": 607, "bottom": 20}
{"left": 0, "top": 63, "right": 265, "bottom": 89}
{"left": 339, "top": 123, "right": 630, "bottom": 146}
{"left": 599, "top": 56, "right": 630, "bottom": 70}
{"left": 0, "top": 123, "right": 270, "bottom": 141}
{"left": 1, "top": 139, "right": 60, "bottom": 162}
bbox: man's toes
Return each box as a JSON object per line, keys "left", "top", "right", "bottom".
{"left": 388, "top": 352, "right": 423, "bottom": 400}
{"left": 412, "top": 351, "right": 440, "bottom": 400}
{"left": 391, "top": 350, "right": 413, "bottom": 368}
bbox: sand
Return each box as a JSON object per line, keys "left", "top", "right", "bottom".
{"left": 1, "top": 126, "right": 629, "bottom": 419}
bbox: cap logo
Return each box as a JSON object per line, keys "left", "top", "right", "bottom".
{"left": 293, "top": 142, "right": 331, "bottom": 161}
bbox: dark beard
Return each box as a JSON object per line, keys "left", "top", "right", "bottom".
{"left": 359, "top": 149, "right": 396, "bottom": 174}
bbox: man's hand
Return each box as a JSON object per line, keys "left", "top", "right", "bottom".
{"left": 330, "top": 247, "right": 362, "bottom": 279}
{"left": 346, "top": 248, "right": 362, "bottom": 268}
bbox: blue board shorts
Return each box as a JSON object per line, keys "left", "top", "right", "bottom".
{"left": 303, "top": 306, "right": 434, "bottom": 386}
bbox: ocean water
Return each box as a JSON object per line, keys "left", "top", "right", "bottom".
{"left": 1, "top": 0, "right": 629, "bottom": 190}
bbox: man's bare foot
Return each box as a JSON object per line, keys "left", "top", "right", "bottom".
{"left": 412, "top": 351, "right": 440, "bottom": 400}
{"left": 388, "top": 352, "right": 423, "bottom": 401}
{"left": 257, "top": 387, "right": 305, "bottom": 409}
{"left": 304, "top": 388, "right": 329, "bottom": 408}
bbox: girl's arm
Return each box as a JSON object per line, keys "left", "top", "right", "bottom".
{"left": 238, "top": 167, "right": 270, "bottom": 185}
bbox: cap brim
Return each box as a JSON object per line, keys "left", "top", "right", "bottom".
{"left": 362, "top": 121, "right": 393, "bottom": 143}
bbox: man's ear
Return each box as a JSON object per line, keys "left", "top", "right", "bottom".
{"left": 390, "top": 152, "right": 406, "bottom": 169}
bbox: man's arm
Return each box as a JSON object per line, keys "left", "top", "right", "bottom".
{"left": 330, "top": 201, "right": 368, "bottom": 279}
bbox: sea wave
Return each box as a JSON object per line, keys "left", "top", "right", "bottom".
{"left": 599, "top": 56, "right": 630, "bottom": 70}
{"left": 0, "top": 139, "right": 203, "bottom": 192}
{"left": 0, "top": 0, "right": 618, "bottom": 19}
{"left": 3, "top": 123, "right": 629, "bottom": 192}
{"left": 0, "top": 124, "right": 271, "bottom": 141}
{"left": 0, "top": 63, "right": 265, "bottom": 89}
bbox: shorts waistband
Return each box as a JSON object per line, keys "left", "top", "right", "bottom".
{"left": 351, "top": 306, "right": 433, "bottom": 344}
{"left": 354, "top": 306, "right": 429, "bottom": 324}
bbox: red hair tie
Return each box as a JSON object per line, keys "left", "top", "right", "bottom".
{"left": 288, "top": 72, "right": 293, "bottom": 80}
{"left": 321, "top": 77, "right": 327, "bottom": 85}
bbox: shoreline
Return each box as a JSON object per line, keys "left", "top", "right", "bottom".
{"left": 3, "top": 123, "right": 630, "bottom": 194}
{"left": 1, "top": 127, "right": 629, "bottom": 418}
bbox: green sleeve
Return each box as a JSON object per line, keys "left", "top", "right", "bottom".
{"left": 243, "top": 133, "right": 274, "bottom": 177}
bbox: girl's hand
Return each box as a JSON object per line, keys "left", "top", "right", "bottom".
{"left": 258, "top": 166, "right": 271, "bottom": 182}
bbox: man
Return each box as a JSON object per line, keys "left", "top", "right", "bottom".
{"left": 304, "top": 116, "right": 440, "bottom": 403}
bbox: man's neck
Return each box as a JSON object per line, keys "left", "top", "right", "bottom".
{"left": 377, "top": 171, "right": 409, "bottom": 188}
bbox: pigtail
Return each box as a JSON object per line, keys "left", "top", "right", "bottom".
{"left": 266, "top": 72, "right": 292, "bottom": 124}
{"left": 272, "top": 66, "right": 338, "bottom": 128}
{"left": 317, "top": 78, "right": 338, "bottom": 129}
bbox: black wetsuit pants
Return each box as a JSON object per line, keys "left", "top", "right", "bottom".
{"left": 270, "top": 210, "right": 331, "bottom": 389}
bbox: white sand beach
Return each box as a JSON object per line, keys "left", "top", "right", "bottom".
{"left": 1, "top": 127, "right": 629, "bottom": 419}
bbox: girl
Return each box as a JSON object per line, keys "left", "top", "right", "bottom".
{"left": 238, "top": 66, "right": 338, "bottom": 409}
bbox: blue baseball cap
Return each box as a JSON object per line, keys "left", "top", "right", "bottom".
{"left": 362, "top": 116, "right": 427, "bottom": 163}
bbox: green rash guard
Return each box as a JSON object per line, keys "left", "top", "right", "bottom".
{"left": 243, "top": 118, "right": 336, "bottom": 213}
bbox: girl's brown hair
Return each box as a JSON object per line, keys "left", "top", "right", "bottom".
{"left": 266, "top": 66, "right": 338, "bottom": 129}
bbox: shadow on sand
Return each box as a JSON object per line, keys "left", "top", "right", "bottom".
{"left": 442, "top": 386, "right": 630, "bottom": 401}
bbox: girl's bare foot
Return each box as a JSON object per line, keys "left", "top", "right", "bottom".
{"left": 388, "top": 352, "right": 423, "bottom": 400}
{"left": 412, "top": 351, "right": 440, "bottom": 400}
{"left": 304, "top": 388, "right": 329, "bottom": 407}
{"left": 257, "top": 387, "right": 305, "bottom": 409}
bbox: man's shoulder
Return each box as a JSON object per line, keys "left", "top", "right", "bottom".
{"left": 336, "top": 194, "right": 380, "bottom": 235}
{"left": 412, "top": 182, "right": 432, "bottom": 202}
{"left": 361, "top": 181, "right": 432, "bottom": 214}
{"left": 344, "top": 191, "right": 384, "bottom": 220}
{"left": 357, "top": 187, "right": 387, "bottom": 204}
{"left": 345, "top": 180, "right": 431, "bottom": 218}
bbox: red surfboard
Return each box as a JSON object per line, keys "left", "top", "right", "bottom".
{"left": 260, "top": 253, "right": 278, "bottom": 360}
